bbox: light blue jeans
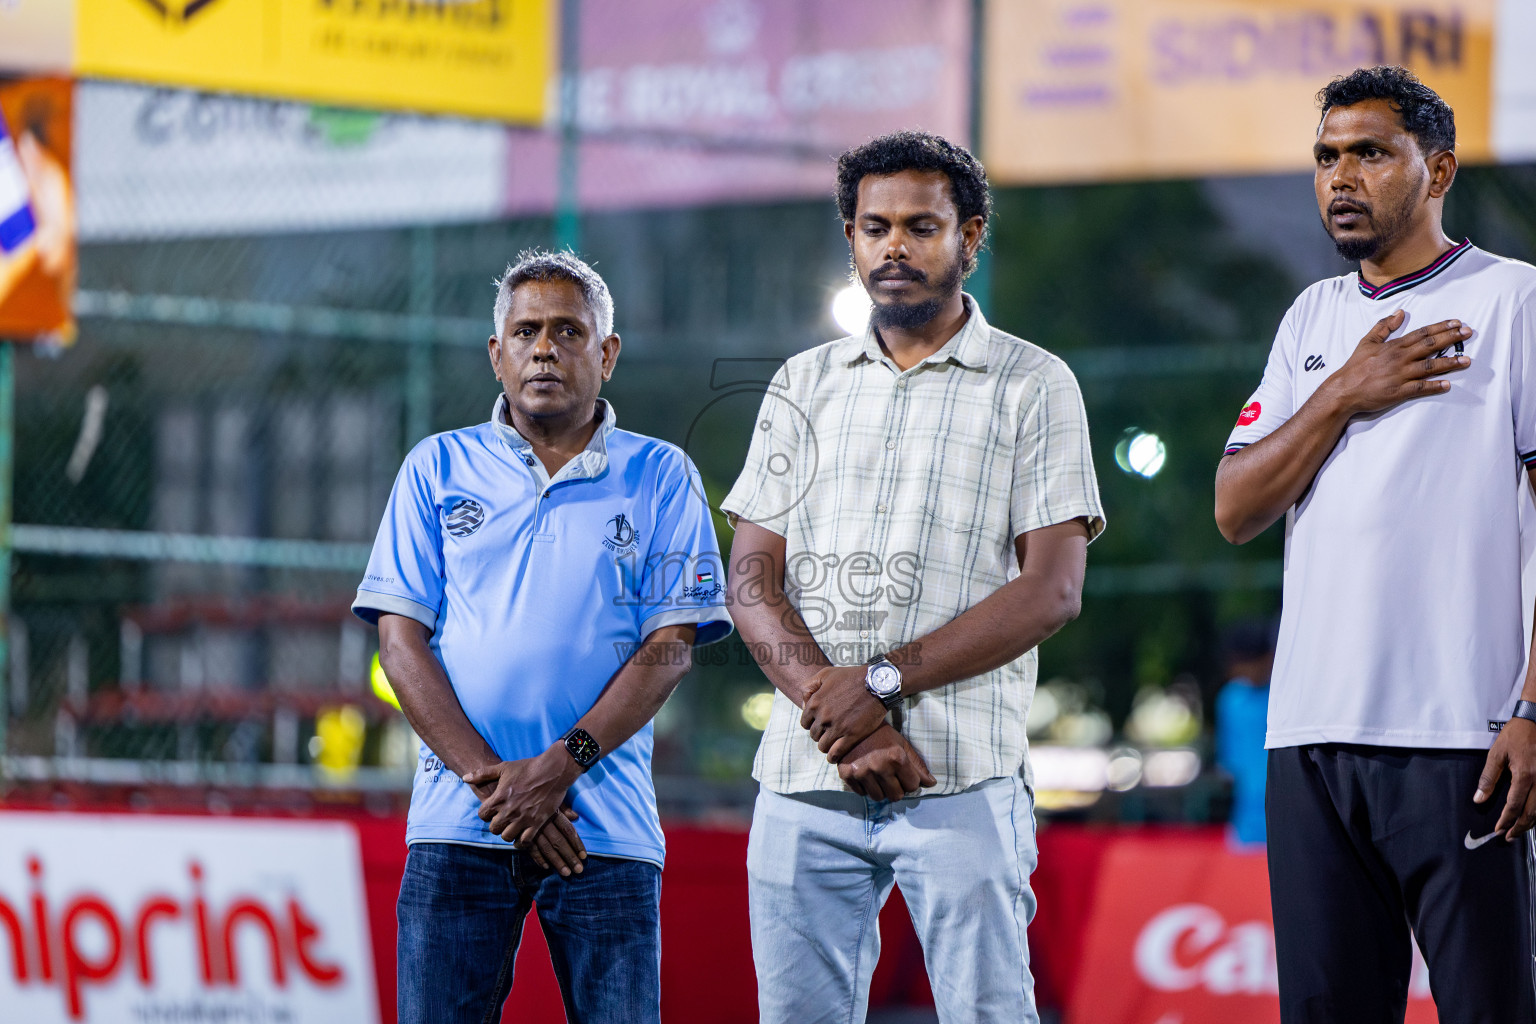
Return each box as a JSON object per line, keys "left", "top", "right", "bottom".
{"left": 747, "top": 776, "right": 1040, "bottom": 1024}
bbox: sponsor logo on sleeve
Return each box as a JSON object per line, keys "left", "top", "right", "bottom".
{"left": 1236, "top": 402, "right": 1261, "bottom": 427}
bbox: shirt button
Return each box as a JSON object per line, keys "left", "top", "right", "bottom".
{"left": 896, "top": 379, "right": 908, "bottom": 389}
{"left": 860, "top": 631, "right": 870, "bottom": 639}
{"left": 876, "top": 504, "right": 887, "bottom": 513}
{"left": 885, "top": 439, "right": 896, "bottom": 450}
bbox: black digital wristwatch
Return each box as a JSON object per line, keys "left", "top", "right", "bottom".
{"left": 561, "top": 727, "right": 602, "bottom": 770}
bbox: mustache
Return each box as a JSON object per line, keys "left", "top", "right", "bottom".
{"left": 1328, "top": 198, "right": 1371, "bottom": 217}
{"left": 868, "top": 262, "right": 926, "bottom": 283}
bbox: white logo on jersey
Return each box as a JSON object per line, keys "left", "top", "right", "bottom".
{"left": 1464, "top": 829, "right": 1502, "bottom": 849}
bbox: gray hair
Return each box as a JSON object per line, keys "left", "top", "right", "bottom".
{"left": 492, "top": 249, "right": 615, "bottom": 340}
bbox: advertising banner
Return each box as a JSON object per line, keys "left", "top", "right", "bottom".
{"left": 75, "top": 83, "right": 508, "bottom": 240}
{"left": 1070, "top": 834, "right": 1437, "bottom": 1023}
{"left": 0, "top": 77, "right": 74, "bottom": 343}
{"left": 74, "top": 0, "right": 552, "bottom": 124}
{"left": 984, "top": 0, "right": 1496, "bottom": 183}
{"left": 504, "top": 0, "right": 973, "bottom": 213}
{"left": 1493, "top": 0, "right": 1536, "bottom": 160}
{"left": 0, "top": 811, "right": 379, "bottom": 1024}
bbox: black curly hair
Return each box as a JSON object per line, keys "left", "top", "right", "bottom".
{"left": 1318, "top": 65, "right": 1455, "bottom": 155}
{"left": 835, "top": 131, "right": 991, "bottom": 274}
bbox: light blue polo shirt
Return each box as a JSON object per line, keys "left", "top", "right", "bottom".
{"left": 353, "top": 396, "right": 731, "bottom": 866}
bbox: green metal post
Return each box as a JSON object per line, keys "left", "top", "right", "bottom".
{"left": 0, "top": 342, "right": 14, "bottom": 767}
{"left": 407, "top": 226, "right": 435, "bottom": 444}
{"left": 555, "top": 0, "right": 582, "bottom": 253}
{"left": 968, "top": 0, "right": 993, "bottom": 315}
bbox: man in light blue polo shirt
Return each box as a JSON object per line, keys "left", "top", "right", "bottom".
{"left": 353, "top": 249, "right": 730, "bottom": 1024}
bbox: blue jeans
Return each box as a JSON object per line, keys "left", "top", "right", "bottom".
{"left": 747, "top": 777, "right": 1039, "bottom": 1024}
{"left": 396, "top": 842, "right": 661, "bottom": 1024}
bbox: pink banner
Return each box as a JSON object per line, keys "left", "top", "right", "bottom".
{"left": 505, "top": 0, "right": 972, "bottom": 213}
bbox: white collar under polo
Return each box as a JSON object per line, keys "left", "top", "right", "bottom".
{"left": 491, "top": 393, "right": 616, "bottom": 489}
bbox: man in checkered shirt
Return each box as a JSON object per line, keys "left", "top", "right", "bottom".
{"left": 723, "top": 131, "right": 1105, "bottom": 1024}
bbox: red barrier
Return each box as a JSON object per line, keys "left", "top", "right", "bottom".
{"left": 1, "top": 799, "right": 1448, "bottom": 1024}
{"left": 356, "top": 818, "right": 931, "bottom": 1023}
{"left": 1066, "top": 832, "right": 1439, "bottom": 1024}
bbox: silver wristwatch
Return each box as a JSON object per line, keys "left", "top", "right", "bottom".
{"left": 864, "top": 657, "right": 904, "bottom": 710}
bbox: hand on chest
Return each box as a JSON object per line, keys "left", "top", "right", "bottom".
{"left": 1297, "top": 301, "right": 1496, "bottom": 412}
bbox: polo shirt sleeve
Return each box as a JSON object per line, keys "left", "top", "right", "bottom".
{"left": 638, "top": 453, "right": 734, "bottom": 647}
{"left": 351, "top": 442, "right": 445, "bottom": 632}
{"left": 1225, "top": 307, "right": 1298, "bottom": 455}
{"left": 1511, "top": 291, "right": 1536, "bottom": 469}
{"left": 1010, "top": 358, "right": 1107, "bottom": 542}
{"left": 720, "top": 365, "right": 799, "bottom": 535}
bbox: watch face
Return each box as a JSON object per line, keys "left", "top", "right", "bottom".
{"left": 868, "top": 663, "right": 901, "bottom": 696}
{"left": 565, "top": 729, "right": 601, "bottom": 766}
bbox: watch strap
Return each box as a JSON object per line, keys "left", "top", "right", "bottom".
{"left": 1513, "top": 700, "right": 1536, "bottom": 725}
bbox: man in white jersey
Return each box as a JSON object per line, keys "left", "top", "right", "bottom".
{"left": 1216, "top": 66, "right": 1536, "bottom": 1023}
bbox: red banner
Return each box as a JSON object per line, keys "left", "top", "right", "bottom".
{"left": 1069, "top": 834, "right": 1438, "bottom": 1023}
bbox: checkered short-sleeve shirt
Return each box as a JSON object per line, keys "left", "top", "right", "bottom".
{"left": 722, "top": 295, "right": 1105, "bottom": 795}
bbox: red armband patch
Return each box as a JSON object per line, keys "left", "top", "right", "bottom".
{"left": 1236, "top": 402, "right": 1261, "bottom": 427}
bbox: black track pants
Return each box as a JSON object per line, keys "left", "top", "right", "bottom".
{"left": 1267, "top": 744, "right": 1535, "bottom": 1024}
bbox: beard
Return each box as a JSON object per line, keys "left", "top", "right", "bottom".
{"left": 865, "top": 241, "right": 967, "bottom": 332}
{"left": 1324, "top": 195, "right": 1415, "bottom": 262}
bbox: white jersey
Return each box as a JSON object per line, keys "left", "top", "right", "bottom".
{"left": 1227, "top": 242, "right": 1536, "bottom": 750}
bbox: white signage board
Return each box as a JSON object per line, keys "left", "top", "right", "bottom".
{"left": 0, "top": 811, "right": 379, "bottom": 1023}
{"left": 1494, "top": 0, "right": 1536, "bottom": 160}
{"left": 75, "top": 82, "right": 508, "bottom": 241}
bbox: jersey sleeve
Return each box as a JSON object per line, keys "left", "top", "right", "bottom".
{"left": 719, "top": 365, "right": 800, "bottom": 535}
{"left": 1225, "top": 307, "right": 1299, "bottom": 455}
{"left": 1511, "top": 290, "right": 1536, "bottom": 468}
{"left": 1010, "top": 358, "right": 1106, "bottom": 542}
{"left": 351, "top": 442, "right": 445, "bottom": 631}
{"left": 637, "top": 452, "right": 733, "bottom": 646}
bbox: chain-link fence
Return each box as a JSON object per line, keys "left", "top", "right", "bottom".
{"left": 7, "top": 193, "right": 858, "bottom": 813}
{"left": 16, "top": 75, "right": 1536, "bottom": 819}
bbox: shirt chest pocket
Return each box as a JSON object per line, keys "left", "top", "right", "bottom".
{"left": 910, "top": 430, "right": 1011, "bottom": 535}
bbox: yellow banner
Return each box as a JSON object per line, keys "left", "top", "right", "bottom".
{"left": 76, "top": 0, "right": 552, "bottom": 123}
{"left": 984, "top": 0, "right": 1494, "bottom": 183}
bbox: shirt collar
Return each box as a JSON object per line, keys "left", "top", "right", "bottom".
{"left": 491, "top": 394, "right": 617, "bottom": 481}
{"left": 845, "top": 292, "right": 990, "bottom": 371}
{"left": 1356, "top": 238, "right": 1474, "bottom": 301}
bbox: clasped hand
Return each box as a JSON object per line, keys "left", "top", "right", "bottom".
{"left": 800, "top": 666, "right": 889, "bottom": 762}
{"left": 799, "top": 667, "right": 937, "bottom": 800}
{"left": 463, "top": 746, "right": 587, "bottom": 876}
